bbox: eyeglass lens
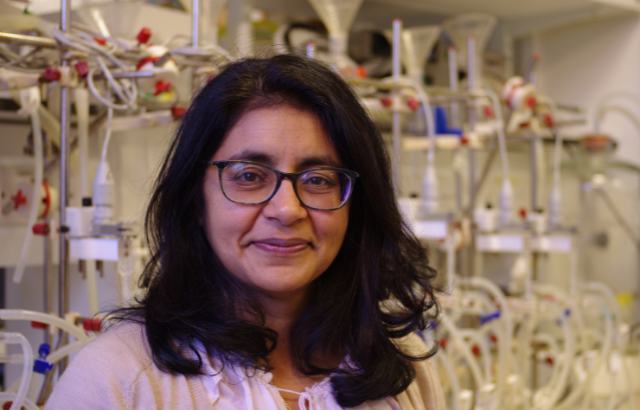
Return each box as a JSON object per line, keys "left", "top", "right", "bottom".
{"left": 220, "top": 162, "right": 352, "bottom": 209}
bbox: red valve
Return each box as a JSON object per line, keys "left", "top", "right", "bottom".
{"left": 357, "top": 65, "right": 368, "bottom": 79}
{"left": 32, "top": 223, "right": 50, "bottom": 236}
{"left": 407, "top": 98, "right": 420, "bottom": 111}
{"left": 137, "top": 27, "right": 152, "bottom": 45}
{"left": 83, "top": 318, "right": 102, "bottom": 332}
{"left": 519, "top": 207, "right": 528, "bottom": 220}
{"left": 471, "top": 345, "right": 481, "bottom": 356}
{"left": 75, "top": 60, "right": 89, "bottom": 78}
{"left": 43, "top": 67, "right": 61, "bottom": 82}
{"left": 526, "top": 95, "right": 537, "bottom": 108}
{"left": 439, "top": 338, "right": 448, "bottom": 350}
{"left": 11, "top": 189, "right": 27, "bottom": 210}
{"left": 154, "top": 80, "right": 172, "bottom": 96}
{"left": 31, "top": 321, "right": 47, "bottom": 329}
{"left": 380, "top": 97, "right": 392, "bottom": 108}
{"left": 171, "top": 105, "right": 186, "bottom": 119}
{"left": 483, "top": 105, "right": 494, "bottom": 118}
{"left": 93, "top": 37, "right": 106, "bottom": 46}
{"left": 544, "top": 113, "right": 554, "bottom": 128}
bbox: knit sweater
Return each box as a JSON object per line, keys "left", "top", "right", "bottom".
{"left": 45, "top": 322, "right": 445, "bottom": 409}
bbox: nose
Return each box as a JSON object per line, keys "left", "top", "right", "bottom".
{"left": 262, "top": 178, "right": 308, "bottom": 225}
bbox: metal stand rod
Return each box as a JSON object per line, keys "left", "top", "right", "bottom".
{"left": 58, "top": 0, "right": 71, "bottom": 374}
{"left": 465, "top": 35, "right": 477, "bottom": 278}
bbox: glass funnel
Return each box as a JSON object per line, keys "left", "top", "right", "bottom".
{"left": 308, "top": 0, "right": 364, "bottom": 76}
{"left": 441, "top": 12, "right": 496, "bottom": 88}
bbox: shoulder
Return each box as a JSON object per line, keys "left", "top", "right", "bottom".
{"left": 45, "top": 321, "right": 153, "bottom": 409}
{"left": 394, "top": 333, "right": 446, "bottom": 410}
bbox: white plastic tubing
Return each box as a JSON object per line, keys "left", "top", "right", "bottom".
{"left": 0, "top": 310, "right": 90, "bottom": 344}
{"left": 0, "top": 332, "right": 34, "bottom": 410}
{"left": 13, "top": 87, "right": 43, "bottom": 285}
{"left": 460, "top": 276, "right": 511, "bottom": 410}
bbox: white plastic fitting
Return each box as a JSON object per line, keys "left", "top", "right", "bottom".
{"left": 499, "top": 178, "right": 513, "bottom": 226}
{"left": 92, "top": 161, "right": 115, "bottom": 224}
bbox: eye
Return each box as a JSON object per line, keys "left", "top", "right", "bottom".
{"left": 237, "top": 172, "right": 263, "bottom": 182}
{"left": 307, "top": 176, "right": 330, "bottom": 186}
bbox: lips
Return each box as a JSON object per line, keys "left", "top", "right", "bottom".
{"left": 251, "top": 238, "right": 311, "bottom": 254}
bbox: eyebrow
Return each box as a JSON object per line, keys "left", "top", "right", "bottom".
{"left": 227, "top": 149, "right": 342, "bottom": 169}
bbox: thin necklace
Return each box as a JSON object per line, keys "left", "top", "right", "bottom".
{"left": 277, "top": 391, "right": 292, "bottom": 410}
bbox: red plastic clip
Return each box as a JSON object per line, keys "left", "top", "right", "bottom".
{"left": 171, "top": 105, "right": 186, "bottom": 119}
{"left": 75, "top": 61, "right": 89, "bottom": 78}
{"left": 43, "top": 67, "right": 61, "bottom": 82}
{"left": 3, "top": 401, "right": 13, "bottom": 410}
{"left": 544, "top": 113, "right": 554, "bottom": 128}
{"left": 93, "top": 37, "right": 107, "bottom": 46}
{"left": 519, "top": 207, "right": 527, "bottom": 220}
{"left": 31, "top": 321, "right": 47, "bottom": 329}
{"left": 439, "top": 338, "right": 448, "bottom": 350}
{"left": 136, "top": 27, "right": 152, "bottom": 45}
{"left": 526, "top": 95, "right": 537, "bottom": 108}
{"left": 380, "top": 97, "right": 392, "bottom": 108}
{"left": 483, "top": 105, "right": 494, "bottom": 118}
{"left": 32, "top": 224, "right": 50, "bottom": 236}
{"left": 83, "top": 318, "right": 101, "bottom": 332}
{"left": 407, "top": 98, "right": 420, "bottom": 111}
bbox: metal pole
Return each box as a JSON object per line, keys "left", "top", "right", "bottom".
{"left": 465, "top": 35, "right": 477, "bottom": 278}
{"left": 448, "top": 46, "right": 459, "bottom": 128}
{"left": 391, "top": 18, "right": 402, "bottom": 197}
{"left": 192, "top": 0, "right": 200, "bottom": 48}
{"left": 58, "top": 0, "right": 71, "bottom": 374}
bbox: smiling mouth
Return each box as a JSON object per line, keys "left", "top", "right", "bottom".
{"left": 251, "top": 239, "right": 311, "bottom": 255}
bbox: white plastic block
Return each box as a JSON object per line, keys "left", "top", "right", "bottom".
{"left": 69, "top": 237, "right": 119, "bottom": 261}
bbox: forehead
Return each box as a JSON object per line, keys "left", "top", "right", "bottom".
{"left": 212, "top": 105, "right": 341, "bottom": 168}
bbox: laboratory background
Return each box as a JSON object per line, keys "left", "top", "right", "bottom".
{"left": 0, "top": 0, "right": 639, "bottom": 408}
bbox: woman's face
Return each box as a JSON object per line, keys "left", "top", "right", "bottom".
{"left": 203, "top": 105, "right": 350, "bottom": 300}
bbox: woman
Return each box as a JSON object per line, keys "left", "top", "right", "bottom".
{"left": 46, "top": 54, "right": 444, "bottom": 410}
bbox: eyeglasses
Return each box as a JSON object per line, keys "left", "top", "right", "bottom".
{"left": 204, "top": 160, "right": 359, "bottom": 211}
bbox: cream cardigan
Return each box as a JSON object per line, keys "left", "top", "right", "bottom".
{"left": 45, "top": 322, "right": 445, "bottom": 409}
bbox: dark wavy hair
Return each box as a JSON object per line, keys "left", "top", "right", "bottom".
{"left": 114, "top": 54, "right": 438, "bottom": 407}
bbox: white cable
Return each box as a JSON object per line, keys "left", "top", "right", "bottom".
{"left": 435, "top": 350, "right": 462, "bottom": 410}
{"left": 0, "top": 310, "right": 90, "bottom": 343}
{"left": 47, "top": 340, "right": 85, "bottom": 364}
{"left": 0, "top": 332, "right": 33, "bottom": 410}
{"left": 595, "top": 92, "right": 640, "bottom": 132}
{"left": 101, "top": 107, "right": 114, "bottom": 164}
{"left": 12, "top": 88, "right": 43, "bottom": 285}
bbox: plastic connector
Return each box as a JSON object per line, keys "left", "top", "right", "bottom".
{"left": 93, "top": 37, "right": 107, "bottom": 46}
{"left": 380, "top": 97, "right": 392, "bottom": 108}
{"left": 171, "top": 105, "right": 186, "bottom": 119}
{"left": 33, "top": 343, "right": 53, "bottom": 374}
{"left": 83, "top": 318, "right": 101, "bottom": 332}
{"left": 43, "top": 67, "right": 61, "bottom": 82}
{"left": 136, "top": 27, "right": 152, "bottom": 45}
{"left": 480, "top": 310, "right": 501, "bottom": 325}
{"left": 75, "top": 61, "right": 89, "bottom": 78}
{"left": 499, "top": 178, "right": 513, "bottom": 226}
{"left": 407, "top": 98, "right": 419, "bottom": 111}
{"left": 32, "top": 223, "right": 50, "bottom": 235}
{"left": 31, "top": 321, "right": 47, "bottom": 329}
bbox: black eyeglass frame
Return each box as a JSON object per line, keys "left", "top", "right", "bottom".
{"left": 203, "top": 160, "right": 360, "bottom": 211}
